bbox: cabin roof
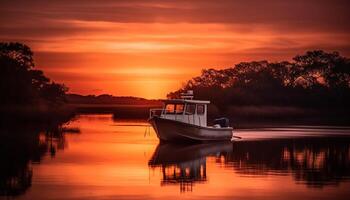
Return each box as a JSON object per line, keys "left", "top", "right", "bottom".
{"left": 162, "top": 99, "right": 210, "bottom": 104}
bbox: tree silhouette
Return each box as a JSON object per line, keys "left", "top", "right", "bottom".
{"left": 168, "top": 50, "right": 350, "bottom": 111}
{"left": 0, "top": 42, "right": 34, "bottom": 69}
{"left": 0, "top": 42, "right": 68, "bottom": 106}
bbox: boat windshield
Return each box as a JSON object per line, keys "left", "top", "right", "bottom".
{"left": 165, "top": 103, "right": 184, "bottom": 114}
{"left": 175, "top": 104, "right": 184, "bottom": 114}
{"left": 165, "top": 104, "right": 175, "bottom": 113}
{"left": 185, "top": 104, "right": 196, "bottom": 115}
{"left": 197, "top": 104, "right": 205, "bottom": 115}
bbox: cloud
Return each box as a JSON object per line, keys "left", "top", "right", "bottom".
{"left": 1, "top": 0, "right": 350, "bottom": 98}
{"left": 1, "top": 0, "right": 349, "bottom": 28}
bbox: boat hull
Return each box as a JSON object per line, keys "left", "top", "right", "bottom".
{"left": 149, "top": 116, "right": 233, "bottom": 142}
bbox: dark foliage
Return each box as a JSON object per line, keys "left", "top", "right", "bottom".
{"left": 66, "top": 94, "right": 161, "bottom": 118}
{"left": 66, "top": 93, "right": 160, "bottom": 105}
{"left": 0, "top": 42, "right": 68, "bottom": 106}
{"left": 168, "top": 50, "right": 350, "bottom": 111}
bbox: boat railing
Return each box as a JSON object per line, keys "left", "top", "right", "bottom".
{"left": 149, "top": 108, "right": 164, "bottom": 118}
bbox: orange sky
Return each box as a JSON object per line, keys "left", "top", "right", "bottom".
{"left": 1, "top": 0, "right": 350, "bottom": 99}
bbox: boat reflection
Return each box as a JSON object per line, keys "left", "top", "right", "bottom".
{"left": 148, "top": 142, "right": 233, "bottom": 192}
{"left": 149, "top": 136, "right": 350, "bottom": 191}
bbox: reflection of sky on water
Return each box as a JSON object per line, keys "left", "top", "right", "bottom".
{"left": 1, "top": 114, "right": 349, "bottom": 199}
{"left": 235, "top": 126, "right": 350, "bottom": 140}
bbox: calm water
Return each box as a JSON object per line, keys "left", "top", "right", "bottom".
{"left": 1, "top": 114, "right": 350, "bottom": 200}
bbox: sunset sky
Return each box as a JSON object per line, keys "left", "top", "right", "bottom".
{"left": 1, "top": 0, "right": 350, "bottom": 99}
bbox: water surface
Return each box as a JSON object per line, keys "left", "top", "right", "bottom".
{"left": 1, "top": 114, "right": 350, "bottom": 200}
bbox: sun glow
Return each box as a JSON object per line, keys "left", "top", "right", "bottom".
{"left": 2, "top": 2, "right": 348, "bottom": 98}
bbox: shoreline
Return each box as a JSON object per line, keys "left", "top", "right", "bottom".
{"left": 1, "top": 103, "right": 349, "bottom": 128}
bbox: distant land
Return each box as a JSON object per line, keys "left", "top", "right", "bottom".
{"left": 66, "top": 94, "right": 162, "bottom": 118}
{"left": 67, "top": 93, "right": 161, "bottom": 105}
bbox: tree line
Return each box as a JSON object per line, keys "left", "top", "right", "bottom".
{"left": 168, "top": 50, "right": 350, "bottom": 111}
{"left": 0, "top": 42, "right": 67, "bottom": 107}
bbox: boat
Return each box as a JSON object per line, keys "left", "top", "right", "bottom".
{"left": 148, "top": 90, "right": 234, "bottom": 142}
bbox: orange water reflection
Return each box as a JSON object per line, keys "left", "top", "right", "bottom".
{"left": 4, "top": 114, "right": 349, "bottom": 200}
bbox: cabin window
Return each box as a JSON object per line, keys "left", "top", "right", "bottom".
{"left": 165, "top": 104, "right": 184, "bottom": 114}
{"left": 165, "top": 104, "right": 175, "bottom": 114}
{"left": 185, "top": 104, "right": 196, "bottom": 115}
{"left": 197, "top": 104, "right": 205, "bottom": 115}
{"left": 175, "top": 104, "right": 184, "bottom": 114}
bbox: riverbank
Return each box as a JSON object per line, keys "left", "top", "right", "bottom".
{"left": 207, "top": 105, "right": 350, "bottom": 128}
{"left": 4, "top": 102, "right": 346, "bottom": 129}
{"left": 67, "top": 103, "right": 350, "bottom": 128}
{"left": 0, "top": 104, "right": 75, "bottom": 128}
{"left": 70, "top": 103, "right": 161, "bottom": 118}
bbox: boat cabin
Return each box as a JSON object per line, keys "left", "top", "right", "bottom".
{"left": 151, "top": 98, "right": 210, "bottom": 127}
{"left": 148, "top": 90, "right": 233, "bottom": 141}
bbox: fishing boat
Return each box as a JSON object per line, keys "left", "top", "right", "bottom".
{"left": 148, "top": 90, "right": 234, "bottom": 142}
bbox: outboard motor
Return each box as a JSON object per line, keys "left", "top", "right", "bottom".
{"left": 213, "top": 117, "right": 230, "bottom": 127}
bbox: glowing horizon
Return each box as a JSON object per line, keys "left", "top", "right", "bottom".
{"left": 1, "top": 0, "right": 349, "bottom": 99}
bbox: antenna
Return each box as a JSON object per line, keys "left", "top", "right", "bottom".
{"left": 181, "top": 90, "right": 194, "bottom": 100}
